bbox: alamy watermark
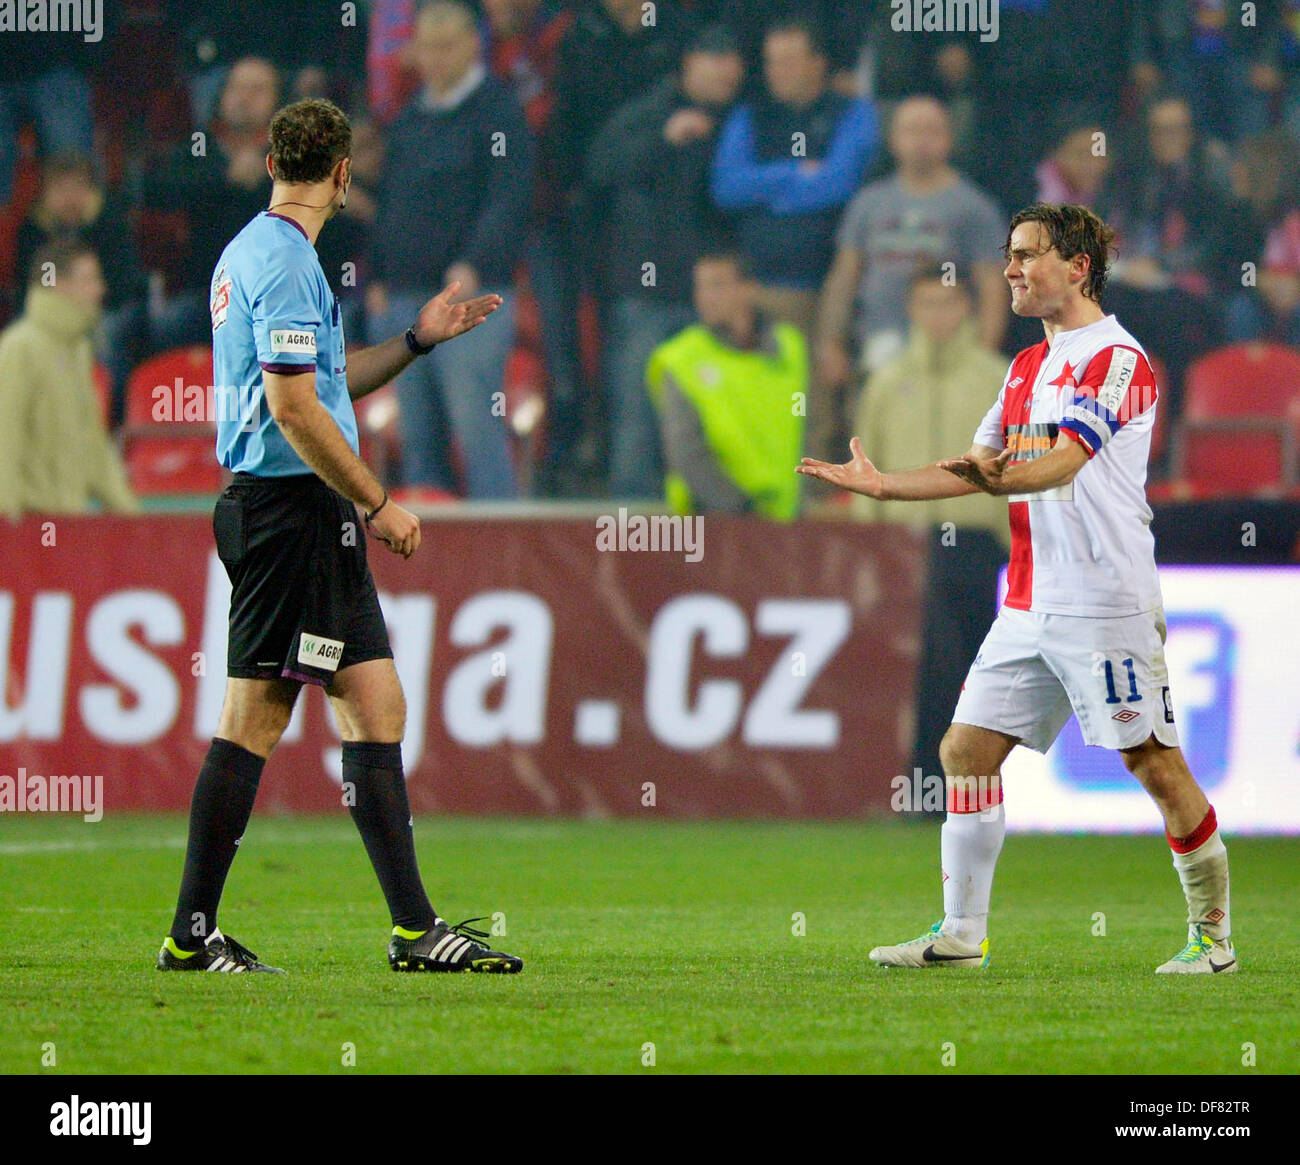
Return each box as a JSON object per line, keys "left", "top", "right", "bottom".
{"left": 595, "top": 507, "right": 704, "bottom": 563}
{"left": 891, "top": 767, "right": 1002, "bottom": 818}
{"left": 151, "top": 381, "right": 262, "bottom": 432}
{"left": 0, "top": 767, "right": 103, "bottom": 822}
{"left": 50, "top": 1096, "right": 150, "bottom": 1145}
{"left": 0, "top": 0, "right": 103, "bottom": 42}
{"left": 891, "top": 0, "right": 999, "bottom": 43}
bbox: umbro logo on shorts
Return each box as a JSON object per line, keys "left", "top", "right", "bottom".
{"left": 1111, "top": 708, "right": 1140, "bottom": 723}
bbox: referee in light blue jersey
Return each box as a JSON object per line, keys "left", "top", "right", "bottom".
{"left": 157, "top": 98, "right": 522, "bottom": 975}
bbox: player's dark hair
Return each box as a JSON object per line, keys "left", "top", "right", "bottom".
{"left": 28, "top": 236, "right": 98, "bottom": 287}
{"left": 269, "top": 98, "right": 352, "bottom": 185}
{"left": 1005, "top": 203, "right": 1115, "bottom": 302}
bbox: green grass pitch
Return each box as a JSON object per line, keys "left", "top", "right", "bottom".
{"left": 1, "top": 814, "right": 1296, "bottom": 1075}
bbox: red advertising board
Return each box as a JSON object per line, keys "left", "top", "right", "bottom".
{"left": 0, "top": 515, "right": 925, "bottom": 818}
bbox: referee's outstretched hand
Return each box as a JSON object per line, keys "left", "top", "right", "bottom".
{"left": 413, "top": 279, "right": 503, "bottom": 347}
{"left": 368, "top": 499, "right": 421, "bottom": 559}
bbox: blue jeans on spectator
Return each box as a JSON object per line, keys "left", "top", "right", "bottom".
{"left": 149, "top": 288, "right": 212, "bottom": 354}
{"left": 523, "top": 220, "right": 585, "bottom": 483}
{"left": 603, "top": 296, "right": 695, "bottom": 499}
{"left": 101, "top": 297, "right": 148, "bottom": 426}
{"left": 370, "top": 290, "right": 518, "bottom": 499}
{"left": 0, "top": 67, "right": 95, "bottom": 205}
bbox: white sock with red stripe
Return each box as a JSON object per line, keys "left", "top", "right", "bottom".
{"left": 1168, "top": 805, "right": 1230, "bottom": 943}
{"left": 941, "top": 779, "right": 1005, "bottom": 945}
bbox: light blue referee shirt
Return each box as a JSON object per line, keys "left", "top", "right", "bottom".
{"left": 210, "top": 211, "right": 356, "bottom": 476}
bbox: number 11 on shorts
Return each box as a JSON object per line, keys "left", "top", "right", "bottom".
{"left": 1103, "top": 657, "right": 1141, "bottom": 704}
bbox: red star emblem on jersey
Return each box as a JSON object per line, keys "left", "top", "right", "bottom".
{"left": 1048, "top": 361, "right": 1077, "bottom": 391}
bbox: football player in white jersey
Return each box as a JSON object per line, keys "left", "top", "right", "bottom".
{"left": 798, "top": 203, "right": 1234, "bottom": 975}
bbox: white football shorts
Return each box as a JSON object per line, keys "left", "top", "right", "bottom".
{"left": 952, "top": 605, "right": 1181, "bottom": 753}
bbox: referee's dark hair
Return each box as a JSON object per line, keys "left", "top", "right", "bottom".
{"left": 269, "top": 98, "right": 352, "bottom": 185}
{"left": 1005, "top": 203, "right": 1116, "bottom": 303}
{"left": 28, "top": 236, "right": 98, "bottom": 288}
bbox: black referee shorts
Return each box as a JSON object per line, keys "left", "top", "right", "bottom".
{"left": 213, "top": 472, "right": 393, "bottom": 687}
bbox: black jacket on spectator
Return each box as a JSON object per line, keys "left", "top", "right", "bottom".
{"left": 863, "top": 2, "right": 965, "bottom": 101}
{"left": 965, "top": 0, "right": 1136, "bottom": 209}
{"left": 141, "top": 142, "right": 270, "bottom": 293}
{"left": 163, "top": 0, "right": 366, "bottom": 90}
{"left": 1098, "top": 146, "right": 1235, "bottom": 297}
{"left": 2, "top": 8, "right": 117, "bottom": 80}
{"left": 584, "top": 77, "right": 734, "bottom": 303}
{"left": 546, "top": 1, "right": 690, "bottom": 198}
{"left": 694, "top": 0, "right": 866, "bottom": 78}
{"left": 315, "top": 211, "right": 371, "bottom": 303}
{"left": 15, "top": 190, "right": 146, "bottom": 311}
{"left": 373, "top": 75, "right": 535, "bottom": 292}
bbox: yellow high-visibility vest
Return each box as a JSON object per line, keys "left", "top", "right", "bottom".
{"left": 647, "top": 322, "right": 806, "bottom": 521}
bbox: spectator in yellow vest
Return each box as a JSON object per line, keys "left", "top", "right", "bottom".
{"left": 648, "top": 252, "right": 807, "bottom": 519}
{"left": 0, "top": 239, "right": 139, "bottom": 521}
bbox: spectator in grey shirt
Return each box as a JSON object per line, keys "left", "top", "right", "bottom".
{"left": 813, "top": 96, "right": 1006, "bottom": 462}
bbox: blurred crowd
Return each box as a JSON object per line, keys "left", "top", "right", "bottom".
{"left": 4, "top": 0, "right": 1300, "bottom": 514}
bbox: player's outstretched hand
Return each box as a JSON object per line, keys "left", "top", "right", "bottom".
{"left": 938, "top": 447, "right": 1013, "bottom": 494}
{"left": 796, "top": 436, "right": 885, "bottom": 498}
{"left": 413, "top": 281, "right": 503, "bottom": 347}
{"left": 368, "top": 500, "right": 421, "bottom": 559}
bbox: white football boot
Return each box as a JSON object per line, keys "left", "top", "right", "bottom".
{"left": 869, "top": 921, "right": 990, "bottom": 969}
{"left": 1156, "top": 923, "right": 1238, "bottom": 974}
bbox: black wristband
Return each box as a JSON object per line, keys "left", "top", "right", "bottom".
{"left": 404, "top": 327, "right": 436, "bottom": 356}
{"left": 364, "top": 491, "right": 389, "bottom": 525}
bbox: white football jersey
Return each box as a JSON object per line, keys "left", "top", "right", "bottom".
{"left": 973, "top": 314, "right": 1162, "bottom": 617}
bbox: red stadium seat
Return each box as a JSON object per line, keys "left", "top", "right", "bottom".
{"left": 1147, "top": 353, "right": 1171, "bottom": 467}
{"left": 357, "top": 384, "right": 402, "bottom": 484}
{"left": 125, "top": 346, "right": 214, "bottom": 426}
{"left": 512, "top": 265, "right": 543, "bottom": 352}
{"left": 0, "top": 126, "right": 41, "bottom": 326}
{"left": 1183, "top": 341, "right": 1300, "bottom": 421}
{"left": 121, "top": 346, "right": 219, "bottom": 495}
{"left": 504, "top": 345, "right": 546, "bottom": 436}
{"left": 123, "top": 431, "right": 223, "bottom": 495}
{"left": 503, "top": 345, "right": 547, "bottom": 494}
{"left": 92, "top": 362, "right": 113, "bottom": 427}
{"left": 1174, "top": 421, "right": 1296, "bottom": 495}
{"left": 1172, "top": 342, "right": 1300, "bottom": 495}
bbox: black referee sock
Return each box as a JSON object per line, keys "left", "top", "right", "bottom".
{"left": 342, "top": 741, "right": 438, "bottom": 931}
{"left": 168, "top": 738, "right": 265, "bottom": 951}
